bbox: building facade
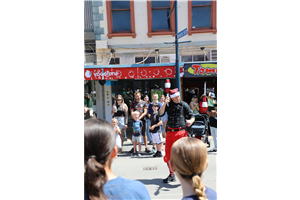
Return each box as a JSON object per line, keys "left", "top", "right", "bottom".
{"left": 84, "top": 0, "right": 217, "bottom": 122}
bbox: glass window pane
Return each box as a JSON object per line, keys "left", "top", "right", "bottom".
{"left": 111, "top": 1, "right": 130, "bottom": 9}
{"left": 135, "top": 57, "right": 156, "bottom": 63}
{"left": 152, "top": 1, "right": 170, "bottom": 8}
{"left": 193, "top": 55, "right": 205, "bottom": 61}
{"left": 152, "top": 9, "right": 170, "bottom": 30}
{"left": 109, "top": 58, "right": 119, "bottom": 65}
{"left": 135, "top": 57, "right": 144, "bottom": 63}
{"left": 192, "top": 1, "right": 211, "bottom": 6}
{"left": 144, "top": 57, "right": 156, "bottom": 63}
{"left": 192, "top": 6, "right": 211, "bottom": 28}
{"left": 112, "top": 11, "right": 131, "bottom": 32}
{"left": 181, "top": 55, "right": 192, "bottom": 62}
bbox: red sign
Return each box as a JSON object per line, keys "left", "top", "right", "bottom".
{"left": 84, "top": 66, "right": 184, "bottom": 80}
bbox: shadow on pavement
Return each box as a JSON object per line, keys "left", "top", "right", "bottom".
{"left": 136, "top": 178, "right": 181, "bottom": 196}
{"left": 117, "top": 154, "right": 157, "bottom": 158}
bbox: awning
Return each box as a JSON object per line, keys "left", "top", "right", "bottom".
{"left": 84, "top": 63, "right": 184, "bottom": 80}
{"left": 184, "top": 62, "right": 217, "bottom": 77}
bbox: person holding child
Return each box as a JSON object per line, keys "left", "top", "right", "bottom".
{"left": 149, "top": 103, "right": 163, "bottom": 157}
{"left": 111, "top": 94, "right": 128, "bottom": 143}
{"left": 170, "top": 137, "right": 217, "bottom": 200}
{"left": 131, "top": 111, "right": 143, "bottom": 157}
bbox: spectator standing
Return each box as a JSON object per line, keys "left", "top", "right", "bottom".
{"left": 189, "top": 95, "right": 200, "bottom": 114}
{"left": 84, "top": 118, "right": 151, "bottom": 200}
{"left": 207, "top": 92, "right": 217, "bottom": 111}
{"left": 131, "top": 111, "right": 143, "bottom": 157}
{"left": 144, "top": 95, "right": 151, "bottom": 145}
{"left": 84, "top": 105, "right": 93, "bottom": 120}
{"left": 207, "top": 109, "right": 217, "bottom": 152}
{"left": 111, "top": 95, "right": 128, "bottom": 144}
{"left": 148, "top": 92, "right": 163, "bottom": 151}
{"left": 159, "top": 95, "right": 168, "bottom": 138}
{"left": 149, "top": 103, "right": 163, "bottom": 157}
{"left": 129, "top": 91, "right": 151, "bottom": 153}
{"left": 170, "top": 137, "right": 217, "bottom": 200}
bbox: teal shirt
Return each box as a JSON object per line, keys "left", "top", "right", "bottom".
{"left": 208, "top": 98, "right": 214, "bottom": 107}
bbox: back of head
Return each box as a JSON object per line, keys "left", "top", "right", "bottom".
{"left": 171, "top": 137, "right": 208, "bottom": 200}
{"left": 84, "top": 118, "right": 116, "bottom": 200}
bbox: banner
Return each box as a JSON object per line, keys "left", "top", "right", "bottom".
{"left": 184, "top": 63, "right": 217, "bottom": 77}
{"left": 84, "top": 65, "right": 184, "bottom": 80}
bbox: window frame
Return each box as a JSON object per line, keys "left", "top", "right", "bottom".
{"left": 106, "top": 0, "right": 136, "bottom": 39}
{"left": 188, "top": 1, "right": 217, "bottom": 35}
{"left": 147, "top": 0, "right": 175, "bottom": 38}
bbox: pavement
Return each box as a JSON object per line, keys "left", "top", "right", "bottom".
{"left": 111, "top": 136, "right": 217, "bottom": 200}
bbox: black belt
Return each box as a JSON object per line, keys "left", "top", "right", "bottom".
{"left": 167, "top": 127, "right": 185, "bottom": 132}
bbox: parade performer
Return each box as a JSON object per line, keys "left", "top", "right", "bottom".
{"left": 159, "top": 88, "right": 195, "bottom": 183}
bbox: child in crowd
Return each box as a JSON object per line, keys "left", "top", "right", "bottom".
{"left": 132, "top": 111, "right": 143, "bottom": 157}
{"left": 170, "top": 137, "right": 217, "bottom": 200}
{"left": 149, "top": 103, "right": 163, "bottom": 157}
{"left": 111, "top": 118, "right": 122, "bottom": 153}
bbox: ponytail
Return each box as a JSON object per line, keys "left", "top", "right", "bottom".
{"left": 192, "top": 174, "right": 207, "bottom": 200}
{"left": 85, "top": 157, "right": 108, "bottom": 200}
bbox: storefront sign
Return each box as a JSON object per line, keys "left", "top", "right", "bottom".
{"left": 184, "top": 63, "right": 217, "bottom": 77}
{"left": 84, "top": 65, "right": 184, "bottom": 80}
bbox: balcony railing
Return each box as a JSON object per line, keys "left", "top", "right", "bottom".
{"left": 84, "top": 1, "right": 93, "bottom": 30}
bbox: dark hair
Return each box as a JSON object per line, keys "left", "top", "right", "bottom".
{"left": 84, "top": 118, "right": 116, "bottom": 200}
{"left": 153, "top": 103, "right": 159, "bottom": 107}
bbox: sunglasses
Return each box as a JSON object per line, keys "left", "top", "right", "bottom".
{"left": 117, "top": 99, "right": 122, "bottom": 101}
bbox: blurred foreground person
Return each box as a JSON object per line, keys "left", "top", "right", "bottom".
{"left": 170, "top": 137, "right": 217, "bottom": 200}
{"left": 84, "top": 118, "right": 151, "bottom": 200}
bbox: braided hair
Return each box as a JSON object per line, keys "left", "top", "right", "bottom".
{"left": 171, "top": 137, "right": 208, "bottom": 200}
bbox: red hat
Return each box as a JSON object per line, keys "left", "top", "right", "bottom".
{"left": 170, "top": 88, "right": 180, "bottom": 98}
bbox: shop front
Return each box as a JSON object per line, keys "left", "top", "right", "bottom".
{"left": 182, "top": 62, "right": 217, "bottom": 104}
{"left": 84, "top": 63, "right": 184, "bottom": 123}
{"left": 84, "top": 61, "right": 216, "bottom": 123}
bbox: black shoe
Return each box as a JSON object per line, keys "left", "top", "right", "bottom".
{"left": 128, "top": 147, "right": 134, "bottom": 153}
{"left": 145, "top": 147, "right": 151, "bottom": 153}
{"left": 163, "top": 174, "right": 176, "bottom": 183}
{"left": 153, "top": 151, "right": 162, "bottom": 157}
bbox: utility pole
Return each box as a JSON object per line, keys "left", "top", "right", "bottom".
{"left": 164, "top": 0, "right": 190, "bottom": 93}
{"left": 175, "top": 0, "right": 180, "bottom": 93}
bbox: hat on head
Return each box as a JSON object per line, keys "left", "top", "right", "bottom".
{"left": 170, "top": 88, "right": 180, "bottom": 98}
{"left": 211, "top": 93, "right": 216, "bottom": 98}
{"left": 193, "top": 95, "right": 197, "bottom": 98}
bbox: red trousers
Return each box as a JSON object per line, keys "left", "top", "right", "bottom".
{"left": 163, "top": 129, "right": 188, "bottom": 163}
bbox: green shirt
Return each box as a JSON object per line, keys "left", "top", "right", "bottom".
{"left": 208, "top": 98, "right": 214, "bottom": 107}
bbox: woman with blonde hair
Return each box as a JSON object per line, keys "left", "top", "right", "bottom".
{"left": 170, "top": 137, "right": 217, "bottom": 200}
{"left": 111, "top": 94, "right": 128, "bottom": 144}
